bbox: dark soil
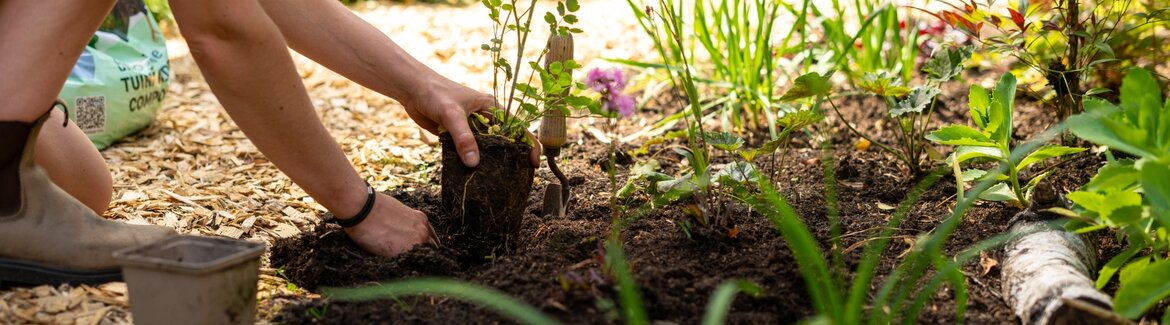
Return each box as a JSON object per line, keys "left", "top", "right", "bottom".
{"left": 268, "top": 81, "right": 1121, "bottom": 324}
{"left": 439, "top": 132, "right": 535, "bottom": 252}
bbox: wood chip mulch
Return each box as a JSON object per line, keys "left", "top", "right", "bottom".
{"left": 0, "top": 1, "right": 651, "bottom": 323}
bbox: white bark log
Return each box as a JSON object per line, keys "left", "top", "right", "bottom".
{"left": 1002, "top": 221, "right": 1126, "bottom": 324}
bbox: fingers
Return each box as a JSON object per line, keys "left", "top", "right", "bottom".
{"left": 525, "top": 130, "right": 542, "bottom": 167}
{"left": 441, "top": 109, "right": 481, "bottom": 167}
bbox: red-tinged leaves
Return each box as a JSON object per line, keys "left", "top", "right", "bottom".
{"left": 1043, "top": 21, "right": 1060, "bottom": 31}
{"left": 990, "top": 15, "right": 1002, "bottom": 27}
{"left": 1008, "top": 8, "right": 1025, "bottom": 29}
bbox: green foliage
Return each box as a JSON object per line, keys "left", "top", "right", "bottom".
{"left": 935, "top": 0, "right": 1155, "bottom": 120}
{"left": 624, "top": 0, "right": 788, "bottom": 136}
{"left": 710, "top": 142, "right": 1008, "bottom": 323}
{"left": 1114, "top": 259, "right": 1170, "bottom": 319}
{"left": 1064, "top": 68, "right": 1170, "bottom": 319}
{"left": 478, "top": 0, "right": 593, "bottom": 141}
{"left": 614, "top": 71, "right": 826, "bottom": 232}
{"left": 837, "top": 45, "right": 974, "bottom": 175}
{"left": 928, "top": 72, "right": 1085, "bottom": 206}
{"left": 808, "top": 0, "right": 922, "bottom": 85}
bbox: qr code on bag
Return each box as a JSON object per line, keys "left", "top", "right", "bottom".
{"left": 74, "top": 96, "right": 106, "bottom": 134}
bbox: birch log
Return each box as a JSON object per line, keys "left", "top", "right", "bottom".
{"left": 1001, "top": 219, "right": 1126, "bottom": 324}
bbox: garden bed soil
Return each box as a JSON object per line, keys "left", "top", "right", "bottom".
{"left": 269, "top": 85, "right": 1122, "bottom": 324}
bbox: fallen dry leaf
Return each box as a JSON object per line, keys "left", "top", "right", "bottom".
{"left": 980, "top": 251, "right": 999, "bottom": 276}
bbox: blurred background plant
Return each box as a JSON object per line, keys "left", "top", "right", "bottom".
{"left": 934, "top": 0, "right": 1170, "bottom": 127}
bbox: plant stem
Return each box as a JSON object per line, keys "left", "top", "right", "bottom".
{"left": 828, "top": 99, "right": 909, "bottom": 164}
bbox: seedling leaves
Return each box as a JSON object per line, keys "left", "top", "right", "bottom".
{"left": 926, "top": 125, "right": 995, "bottom": 147}
{"left": 978, "top": 183, "right": 1017, "bottom": 202}
{"left": 859, "top": 72, "right": 911, "bottom": 97}
{"left": 780, "top": 71, "right": 832, "bottom": 101}
{"left": 891, "top": 87, "right": 941, "bottom": 118}
{"left": 923, "top": 45, "right": 972, "bottom": 82}
{"left": 704, "top": 132, "right": 745, "bottom": 152}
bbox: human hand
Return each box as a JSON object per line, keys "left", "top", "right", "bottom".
{"left": 342, "top": 193, "right": 436, "bottom": 257}
{"left": 401, "top": 74, "right": 541, "bottom": 168}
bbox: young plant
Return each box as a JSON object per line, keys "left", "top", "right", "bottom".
{"left": 804, "top": 0, "right": 922, "bottom": 86}
{"left": 620, "top": 0, "right": 789, "bottom": 136}
{"left": 1063, "top": 68, "right": 1170, "bottom": 319}
{"left": 929, "top": 0, "right": 1139, "bottom": 123}
{"left": 927, "top": 72, "right": 1085, "bottom": 207}
{"left": 833, "top": 45, "right": 973, "bottom": 175}
{"left": 479, "top": 0, "right": 592, "bottom": 141}
{"left": 586, "top": 67, "right": 636, "bottom": 219}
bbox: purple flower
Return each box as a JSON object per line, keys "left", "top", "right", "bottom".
{"left": 609, "top": 94, "right": 635, "bottom": 117}
{"left": 586, "top": 67, "right": 634, "bottom": 117}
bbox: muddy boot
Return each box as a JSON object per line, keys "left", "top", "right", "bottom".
{"left": 0, "top": 107, "right": 176, "bottom": 286}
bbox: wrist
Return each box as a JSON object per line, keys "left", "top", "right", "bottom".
{"left": 320, "top": 178, "right": 371, "bottom": 221}
{"left": 331, "top": 183, "right": 374, "bottom": 227}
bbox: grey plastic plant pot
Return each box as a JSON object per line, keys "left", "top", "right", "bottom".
{"left": 113, "top": 235, "right": 265, "bottom": 325}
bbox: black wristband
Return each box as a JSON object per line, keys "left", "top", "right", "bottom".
{"left": 334, "top": 183, "right": 375, "bottom": 228}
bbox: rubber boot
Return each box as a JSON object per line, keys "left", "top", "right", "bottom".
{"left": 0, "top": 108, "right": 176, "bottom": 286}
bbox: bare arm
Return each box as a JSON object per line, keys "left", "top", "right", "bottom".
{"left": 258, "top": 0, "right": 541, "bottom": 167}
{"left": 169, "top": 0, "right": 430, "bottom": 256}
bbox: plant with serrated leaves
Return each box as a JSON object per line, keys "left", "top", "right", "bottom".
{"left": 833, "top": 45, "right": 973, "bottom": 175}
{"left": 478, "top": 0, "right": 595, "bottom": 141}
{"left": 1060, "top": 68, "right": 1170, "bottom": 320}
{"left": 927, "top": 72, "right": 1085, "bottom": 207}
{"left": 613, "top": 72, "right": 828, "bottom": 236}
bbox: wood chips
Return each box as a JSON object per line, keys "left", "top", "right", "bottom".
{"left": 1, "top": 1, "right": 649, "bottom": 323}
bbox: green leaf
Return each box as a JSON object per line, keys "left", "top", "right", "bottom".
{"left": 780, "top": 71, "right": 832, "bottom": 101}
{"left": 952, "top": 146, "right": 1004, "bottom": 165}
{"left": 702, "top": 280, "right": 762, "bottom": 325}
{"left": 960, "top": 169, "right": 987, "bottom": 182}
{"left": 1114, "top": 259, "right": 1170, "bottom": 319}
{"left": 923, "top": 45, "right": 973, "bottom": 82}
{"left": 988, "top": 73, "right": 1017, "bottom": 144}
{"left": 978, "top": 183, "right": 1017, "bottom": 202}
{"left": 566, "top": 0, "right": 580, "bottom": 12}
{"left": 544, "top": 12, "right": 556, "bottom": 25}
{"left": 1069, "top": 99, "right": 1159, "bottom": 159}
{"left": 891, "top": 87, "right": 941, "bottom": 118}
{"left": 1097, "top": 246, "right": 1142, "bottom": 289}
{"left": 323, "top": 278, "right": 557, "bottom": 325}
{"left": 1081, "top": 159, "right": 1141, "bottom": 192}
{"left": 1067, "top": 191, "right": 1106, "bottom": 213}
{"left": 713, "top": 162, "right": 761, "bottom": 184}
{"left": 927, "top": 125, "right": 996, "bottom": 147}
{"left": 1140, "top": 160, "right": 1170, "bottom": 227}
{"left": 1120, "top": 68, "right": 1163, "bottom": 134}
{"left": 859, "top": 72, "right": 911, "bottom": 97}
{"left": 1093, "top": 42, "right": 1115, "bottom": 57}
{"left": 1016, "top": 145, "right": 1086, "bottom": 171}
{"left": 740, "top": 137, "right": 785, "bottom": 162}
{"left": 968, "top": 85, "right": 991, "bottom": 129}
{"left": 1084, "top": 87, "right": 1112, "bottom": 97}
{"left": 703, "top": 132, "right": 745, "bottom": 152}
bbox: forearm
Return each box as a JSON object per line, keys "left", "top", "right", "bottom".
{"left": 259, "top": 0, "right": 438, "bottom": 102}
{"left": 170, "top": 0, "right": 367, "bottom": 218}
